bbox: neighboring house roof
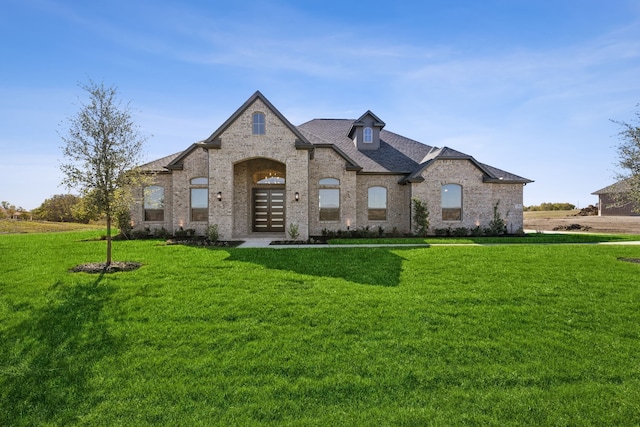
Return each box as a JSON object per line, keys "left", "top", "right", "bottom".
{"left": 138, "top": 94, "right": 533, "bottom": 185}
{"left": 139, "top": 152, "right": 181, "bottom": 173}
{"left": 592, "top": 178, "right": 632, "bottom": 195}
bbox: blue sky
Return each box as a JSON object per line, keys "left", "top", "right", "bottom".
{"left": 2, "top": 0, "right": 640, "bottom": 210}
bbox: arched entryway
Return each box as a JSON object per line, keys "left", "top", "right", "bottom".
{"left": 233, "top": 158, "right": 286, "bottom": 235}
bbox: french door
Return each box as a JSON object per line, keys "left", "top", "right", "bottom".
{"left": 252, "top": 188, "right": 285, "bottom": 232}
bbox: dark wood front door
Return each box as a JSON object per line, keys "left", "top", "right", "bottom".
{"left": 253, "top": 188, "right": 285, "bottom": 232}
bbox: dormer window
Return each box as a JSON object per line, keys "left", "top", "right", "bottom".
{"left": 253, "top": 112, "right": 265, "bottom": 135}
{"left": 363, "top": 127, "right": 373, "bottom": 143}
{"left": 348, "top": 111, "right": 385, "bottom": 151}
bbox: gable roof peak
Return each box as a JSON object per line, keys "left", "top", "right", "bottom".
{"left": 202, "top": 90, "right": 312, "bottom": 148}
{"left": 354, "top": 110, "right": 386, "bottom": 127}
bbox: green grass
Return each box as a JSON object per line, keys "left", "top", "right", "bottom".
{"left": 1, "top": 231, "right": 640, "bottom": 425}
{"left": 0, "top": 219, "right": 103, "bottom": 234}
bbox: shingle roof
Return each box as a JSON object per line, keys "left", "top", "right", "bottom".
{"left": 139, "top": 152, "right": 182, "bottom": 173}
{"left": 592, "top": 178, "right": 632, "bottom": 195}
{"left": 298, "top": 119, "right": 434, "bottom": 174}
{"left": 298, "top": 119, "right": 532, "bottom": 184}
{"left": 139, "top": 105, "right": 532, "bottom": 185}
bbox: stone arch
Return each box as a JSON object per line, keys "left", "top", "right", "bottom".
{"left": 233, "top": 158, "right": 287, "bottom": 235}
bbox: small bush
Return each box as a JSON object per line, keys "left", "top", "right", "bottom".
{"left": 434, "top": 228, "right": 448, "bottom": 236}
{"left": 116, "top": 209, "right": 133, "bottom": 239}
{"left": 453, "top": 227, "right": 469, "bottom": 237}
{"left": 288, "top": 223, "right": 300, "bottom": 240}
{"left": 207, "top": 224, "right": 219, "bottom": 242}
{"left": 153, "top": 227, "right": 172, "bottom": 240}
{"left": 412, "top": 197, "right": 430, "bottom": 236}
{"left": 131, "top": 229, "right": 150, "bottom": 240}
{"left": 174, "top": 227, "right": 188, "bottom": 238}
{"left": 486, "top": 201, "right": 507, "bottom": 236}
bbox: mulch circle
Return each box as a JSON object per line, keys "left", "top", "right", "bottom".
{"left": 70, "top": 261, "right": 142, "bottom": 274}
{"left": 618, "top": 257, "right": 640, "bottom": 264}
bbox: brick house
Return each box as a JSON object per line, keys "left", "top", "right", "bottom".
{"left": 132, "top": 91, "right": 532, "bottom": 240}
{"left": 592, "top": 179, "right": 639, "bottom": 216}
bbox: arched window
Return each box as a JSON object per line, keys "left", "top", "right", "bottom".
{"left": 319, "top": 178, "right": 340, "bottom": 221}
{"left": 363, "top": 127, "right": 373, "bottom": 143}
{"left": 191, "top": 177, "right": 208, "bottom": 185}
{"left": 441, "top": 184, "right": 462, "bottom": 221}
{"left": 191, "top": 177, "right": 208, "bottom": 221}
{"left": 253, "top": 112, "right": 265, "bottom": 135}
{"left": 144, "top": 186, "right": 164, "bottom": 221}
{"left": 368, "top": 186, "right": 387, "bottom": 220}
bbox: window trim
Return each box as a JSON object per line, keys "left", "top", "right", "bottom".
{"left": 252, "top": 112, "right": 266, "bottom": 135}
{"left": 190, "top": 177, "right": 208, "bottom": 222}
{"left": 190, "top": 188, "right": 208, "bottom": 222}
{"left": 367, "top": 186, "right": 387, "bottom": 221}
{"left": 363, "top": 127, "right": 373, "bottom": 143}
{"left": 441, "top": 183, "right": 463, "bottom": 221}
{"left": 143, "top": 185, "right": 164, "bottom": 222}
{"left": 319, "top": 178, "right": 340, "bottom": 222}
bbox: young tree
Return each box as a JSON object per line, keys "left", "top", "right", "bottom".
{"left": 59, "top": 80, "right": 148, "bottom": 266}
{"left": 612, "top": 105, "right": 640, "bottom": 212}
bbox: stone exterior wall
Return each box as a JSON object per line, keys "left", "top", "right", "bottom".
{"left": 356, "top": 175, "right": 411, "bottom": 234}
{"left": 171, "top": 148, "right": 210, "bottom": 235}
{"left": 308, "top": 147, "right": 357, "bottom": 235}
{"left": 208, "top": 98, "right": 310, "bottom": 240}
{"left": 411, "top": 159, "right": 524, "bottom": 233}
{"left": 132, "top": 172, "right": 173, "bottom": 233}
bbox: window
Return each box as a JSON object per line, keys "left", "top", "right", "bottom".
{"left": 191, "top": 177, "right": 208, "bottom": 185}
{"left": 190, "top": 177, "right": 208, "bottom": 221}
{"left": 441, "top": 184, "right": 462, "bottom": 221}
{"left": 253, "top": 112, "right": 265, "bottom": 135}
{"left": 368, "top": 186, "right": 387, "bottom": 220}
{"left": 191, "top": 188, "right": 208, "bottom": 221}
{"left": 363, "top": 127, "right": 373, "bottom": 143}
{"left": 144, "top": 186, "right": 164, "bottom": 221}
{"left": 319, "top": 178, "right": 340, "bottom": 221}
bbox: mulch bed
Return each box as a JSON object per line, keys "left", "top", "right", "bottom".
{"left": 618, "top": 257, "right": 640, "bottom": 264}
{"left": 165, "top": 239, "right": 244, "bottom": 247}
{"left": 70, "top": 261, "right": 142, "bottom": 274}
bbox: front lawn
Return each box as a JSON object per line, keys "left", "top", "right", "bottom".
{"left": 1, "top": 231, "right": 639, "bottom": 425}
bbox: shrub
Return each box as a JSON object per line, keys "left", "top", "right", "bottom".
{"left": 153, "top": 227, "right": 172, "bottom": 240}
{"left": 116, "top": 208, "right": 132, "bottom": 239}
{"left": 130, "top": 228, "right": 150, "bottom": 240}
{"left": 288, "top": 223, "right": 300, "bottom": 240}
{"left": 412, "top": 197, "right": 430, "bottom": 236}
{"left": 207, "top": 224, "right": 219, "bottom": 242}
{"left": 453, "top": 227, "right": 469, "bottom": 237}
{"left": 174, "top": 227, "right": 188, "bottom": 238}
{"left": 486, "top": 201, "right": 507, "bottom": 236}
{"left": 434, "top": 228, "right": 448, "bottom": 236}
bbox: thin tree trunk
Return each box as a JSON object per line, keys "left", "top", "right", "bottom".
{"left": 106, "top": 214, "right": 112, "bottom": 266}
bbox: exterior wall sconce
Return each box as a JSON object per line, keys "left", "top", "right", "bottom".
{"left": 217, "top": 191, "right": 222, "bottom": 201}
{"left": 295, "top": 192, "right": 299, "bottom": 201}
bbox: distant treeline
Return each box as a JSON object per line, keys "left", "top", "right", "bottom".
{"left": 524, "top": 202, "right": 576, "bottom": 211}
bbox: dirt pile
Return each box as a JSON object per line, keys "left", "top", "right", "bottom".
{"left": 576, "top": 205, "right": 598, "bottom": 216}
